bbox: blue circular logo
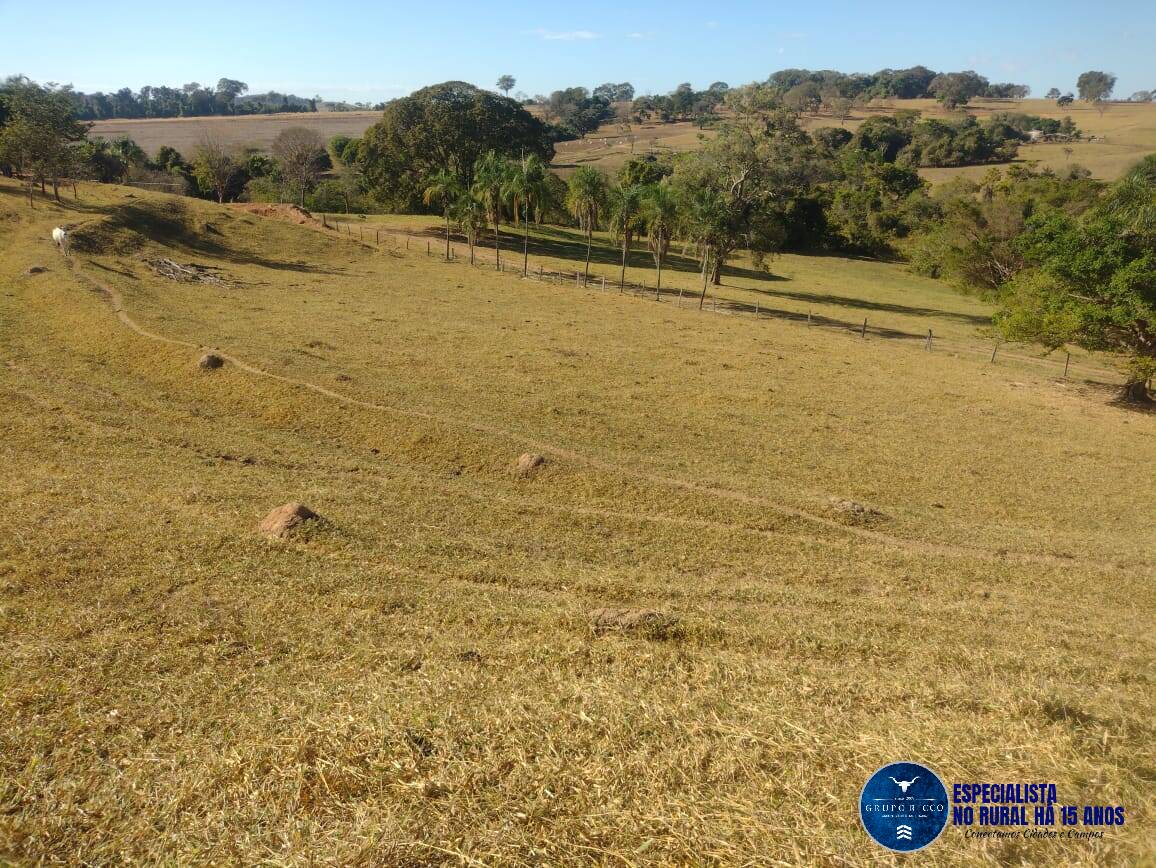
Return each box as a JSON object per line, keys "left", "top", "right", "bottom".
{"left": 860, "top": 761, "right": 949, "bottom": 852}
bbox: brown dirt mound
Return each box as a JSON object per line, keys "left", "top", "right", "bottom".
{"left": 512, "top": 453, "right": 547, "bottom": 478}
{"left": 258, "top": 502, "right": 321, "bottom": 538}
{"left": 232, "top": 203, "right": 325, "bottom": 228}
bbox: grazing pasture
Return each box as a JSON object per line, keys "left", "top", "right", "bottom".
{"left": 0, "top": 178, "right": 1153, "bottom": 865}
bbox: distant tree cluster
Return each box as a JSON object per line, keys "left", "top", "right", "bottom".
{"left": 844, "top": 110, "right": 1078, "bottom": 168}
{"left": 911, "top": 159, "right": 1156, "bottom": 400}
{"left": 0, "top": 76, "right": 89, "bottom": 201}
{"left": 593, "top": 82, "right": 636, "bottom": 102}
{"left": 540, "top": 87, "right": 617, "bottom": 137}
{"left": 61, "top": 79, "right": 320, "bottom": 120}
{"left": 760, "top": 66, "right": 1029, "bottom": 110}
{"left": 631, "top": 82, "right": 730, "bottom": 125}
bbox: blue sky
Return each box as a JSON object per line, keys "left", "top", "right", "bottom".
{"left": 2, "top": 0, "right": 1152, "bottom": 102}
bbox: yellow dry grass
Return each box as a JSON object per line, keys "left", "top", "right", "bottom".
{"left": 88, "top": 111, "right": 382, "bottom": 155}
{"left": 1, "top": 179, "right": 1153, "bottom": 865}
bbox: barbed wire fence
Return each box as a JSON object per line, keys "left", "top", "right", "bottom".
{"left": 321, "top": 217, "right": 1125, "bottom": 387}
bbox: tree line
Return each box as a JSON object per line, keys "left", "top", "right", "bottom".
{"left": 60, "top": 78, "right": 332, "bottom": 120}
{"left": 2, "top": 74, "right": 1151, "bottom": 400}
{"left": 344, "top": 80, "right": 1153, "bottom": 397}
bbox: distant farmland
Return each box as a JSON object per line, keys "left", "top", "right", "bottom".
{"left": 554, "top": 98, "right": 1156, "bottom": 182}
{"left": 90, "top": 98, "right": 1156, "bottom": 184}
{"left": 88, "top": 110, "right": 383, "bottom": 155}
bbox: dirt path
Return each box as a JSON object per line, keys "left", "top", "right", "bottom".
{"left": 67, "top": 255, "right": 1143, "bottom": 574}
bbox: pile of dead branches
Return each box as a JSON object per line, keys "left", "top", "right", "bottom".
{"left": 142, "top": 257, "right": 229, "bottom": 285}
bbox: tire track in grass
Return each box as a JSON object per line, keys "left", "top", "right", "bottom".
{"left": 69, "top": 257, "right": 1143, "bottom": 574}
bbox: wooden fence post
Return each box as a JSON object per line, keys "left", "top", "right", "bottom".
{"left": 926, "top": 329, "right": 933, "bottom": 351}
{"left": 990, "top": 341, "right": 999, "bottom": 363}
{"left": 1064, "top": 352, "right": 1071, "bottom": 378}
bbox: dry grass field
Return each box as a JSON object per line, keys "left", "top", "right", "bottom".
{"left": 89, "top": 111, "right": 382, "bottom": 156}
{"left": 1, "top": 178, "right": 1153, "bottom": 865}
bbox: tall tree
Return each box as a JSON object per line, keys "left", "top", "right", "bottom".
{"left": 191, "top": 136, "right": 239, "bottom": 203}
{"left": 502, "top": 153, "right": 551, "bottom": 276}
{"left": 215, "top": 78, "right": 249, "bottom": 113}
{"left": 496, "top": 75, "right": 516, "bottom": 96}
{"left": 422, "top": 169, "right": 463, "bottom": 260}
{"left": 565, "top": 167, "right": 609, "bottom": 284}
{"left": 1076, "top": 71, "right": 1116, "bottom": 102}
{"left": 641, "top": 181, "right": 680, "bottom": 297}
{"left": 450, "top": 191, "right": 487, "bottom": 265}
{"left": 670, "top": 114, "right": 815, "bottom": 292}
{"left": 680, "top": 185, "right": 727, "bottom": 307}
{"left": 272, "top": 127, "right": 329, "bottom": 206}
{"left": 928, "top": 70, "right": 989, "bottom": 109}
{"left": 472, "top": 150, "right": 511, "bottom": 270}
{"left": 360, "top": 82, "right": 553, "bottom": 210}
{"left": 108, "top": 135, "right": 147, "bottom": 181}
{"left": 607, "top": 182, "right": 644, "bottom": 290}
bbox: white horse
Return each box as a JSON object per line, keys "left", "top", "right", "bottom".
{"left": 52, "top": 226, "right": 69, "bottom": 256}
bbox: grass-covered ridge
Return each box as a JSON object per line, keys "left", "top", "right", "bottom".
{"left": 0, "top": 179, "right": 1153, "bottom": 865}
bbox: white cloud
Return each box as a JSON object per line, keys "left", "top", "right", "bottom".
{"left": 627, "top": 31, "right": 653, "bottom": 40}
{"left": 528, "top": 28, "right": 600, "bottom": 41}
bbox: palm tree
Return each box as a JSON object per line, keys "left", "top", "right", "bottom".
{"left": 472, "top": 151, "right": 511, "bottom": 270}
{"left": 565, "top": 167, "right": 609, "bottom": 284}
{"left": 450, "top": 192, "right": 487, "bottom": 266}
{"left": 608, "top": 182, "right": 644, "bottom": 291}
{"left": 503, "top": 154, "right": 551, "bottom": 276}
{"left": 421, "top": 169, "right": 462, "bottom": 260}
{"left": 641, "top": 181, "right": 680, "bottom": 299}
{"left": 1104, "top": 153, "right": 1156, "bottom": 237}
{"left": 683, "top": 186, "right": 726, "bottom": 309}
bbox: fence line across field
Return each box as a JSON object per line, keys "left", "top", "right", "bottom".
{"left": 322, "top": 218, "right": 1123, "bottom": 387}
